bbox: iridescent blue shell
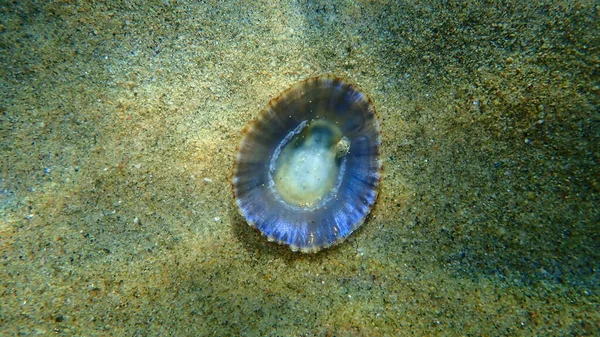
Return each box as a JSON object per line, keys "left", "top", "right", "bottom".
{"left": 233, "top": 75, "right": 381, "bottom": 253}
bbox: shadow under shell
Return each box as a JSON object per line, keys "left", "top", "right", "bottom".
{"left": 233, "top": 75, "right": 382, "bottom": 253}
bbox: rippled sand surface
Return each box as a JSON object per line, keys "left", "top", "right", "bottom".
{"left": 1, "top": 1, "right": 598, "bottom": 335}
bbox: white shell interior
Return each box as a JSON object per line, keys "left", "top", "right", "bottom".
{"left": 270, "top": 119, "right": 346, "bottom": 207}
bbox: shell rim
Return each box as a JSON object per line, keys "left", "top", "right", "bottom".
{"left": 231, "top": 74, "right": 383, "bottom": 253}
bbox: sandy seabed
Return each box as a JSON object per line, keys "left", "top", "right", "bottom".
{"left": 1, "top": 1, "right": 598, "bottom": 335}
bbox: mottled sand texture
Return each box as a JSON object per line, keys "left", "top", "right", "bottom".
{"left": 1, "top": 0, "right": 598, "bottom": 335}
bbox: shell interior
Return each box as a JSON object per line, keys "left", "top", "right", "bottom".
{"left": 270, "top": 119, "right": 345, "bottom": 208}
{"left": 233, "top": 75, "right": 381, "bottom": 253}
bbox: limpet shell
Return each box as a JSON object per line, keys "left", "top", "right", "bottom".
{"left": 233, "top": 75, "right": 381, "bottom": 253}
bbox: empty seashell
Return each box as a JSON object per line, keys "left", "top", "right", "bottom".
{"left": 233, "top": 75, "right": 382, "bottom": 253}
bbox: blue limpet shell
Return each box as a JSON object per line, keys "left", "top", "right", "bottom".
{"left": 233, "top": 75, "right": 382, "bottom": 253}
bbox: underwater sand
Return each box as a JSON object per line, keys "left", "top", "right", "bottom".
{"left": 1, "top": 0, "right": 598, "bottom": 335}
